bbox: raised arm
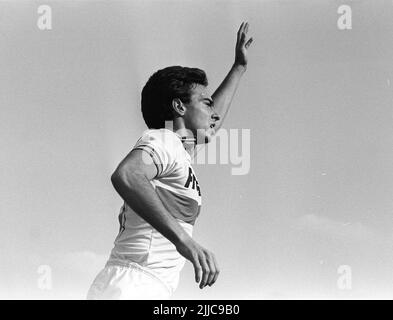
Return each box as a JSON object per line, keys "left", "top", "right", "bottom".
{"left": 212, "top": 22, "right": 253, "bottom": 131}
{"left": 111, "top": 150, "right": 220, "bottom": 289}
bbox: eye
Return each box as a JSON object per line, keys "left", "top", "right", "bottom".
{"left": 203, "top": 98, "right": 214, "bottom": 108}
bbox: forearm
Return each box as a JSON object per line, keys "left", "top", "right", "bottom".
{"left": 212, "top": 64, "right": 246, "bottom": 131}
{"left": 112, "top": 171, "right": 190, "bottom": 246}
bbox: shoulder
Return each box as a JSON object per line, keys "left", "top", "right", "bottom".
{"left": 137, "top": 129, "right": 183, "bottom": 156}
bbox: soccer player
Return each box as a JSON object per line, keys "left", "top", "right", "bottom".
{"left": 87, "top": 22, "right": 253, "bottom": 299}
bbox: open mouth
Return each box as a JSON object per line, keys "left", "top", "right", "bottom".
{"left": 210, "top": 123, "right": 216, "bottom": 129}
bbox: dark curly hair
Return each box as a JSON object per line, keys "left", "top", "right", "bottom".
{"left": 141, "top": 66, "right": 208, "bottom": 129}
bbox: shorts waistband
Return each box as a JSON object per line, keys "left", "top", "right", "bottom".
{"left": 105, "top": 258, "right": 172, "bottom": 295}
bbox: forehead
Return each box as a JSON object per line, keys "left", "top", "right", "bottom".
{"left": 189, "top": 84, "right": 212, "bottom": 100}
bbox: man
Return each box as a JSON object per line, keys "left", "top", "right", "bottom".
{"left": 87, "top": 22, "right": 253, "bottom": 299}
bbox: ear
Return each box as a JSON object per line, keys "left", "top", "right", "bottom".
{"left": 171, "top": 98, "right": 186, "bottom": 116}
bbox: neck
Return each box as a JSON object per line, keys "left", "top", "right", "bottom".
{"left": 169, "top": 119, "right": 196, "bottom": 154}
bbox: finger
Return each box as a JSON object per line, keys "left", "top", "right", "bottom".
{"left": 209, "top": 255, "right": 220, "bottom": 286}
{"left": 236, "top": 22, "right": 245, "bottom": 44}
{"left": 245, "top": 37, "right": 253, "bottom": 49}
{"left": 199, "top": 256, "right": 210, "bottom": 289}
{"left": 206, "top": 255, "right": 216, "bottom": 287}
{"left": 192, "top": 258, "right": 202, "bottom": 284}
{"left": 242, "top": 22, "right": 248, "bottom": 36}
{"left": 237, "top": 22, "right": 244, "bottom": 37}
{"left": 239, "top": 32, "right": 246, "bottom": 46}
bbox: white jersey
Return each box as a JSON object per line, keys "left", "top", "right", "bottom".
{"left": 108, "top": 128, "right": 202, "bottom": 294}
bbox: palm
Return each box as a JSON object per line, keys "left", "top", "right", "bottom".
{"left": 235, "top": 22, "right": 253, "bottom": 67}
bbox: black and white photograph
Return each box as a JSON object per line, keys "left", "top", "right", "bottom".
{"left": 1, "top": 0, "right": 393, "bottom": 301}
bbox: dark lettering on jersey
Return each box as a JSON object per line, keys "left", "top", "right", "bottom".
{"left": 184, "top": 167, "right": 201, "bottom": 196}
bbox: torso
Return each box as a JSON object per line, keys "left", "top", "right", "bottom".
{"left": 109, "top": 129, "right": 202, "bottom": 292}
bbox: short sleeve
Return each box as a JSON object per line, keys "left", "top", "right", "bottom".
{"left": 132, "top": 130, "right": 178, "bottom": 178}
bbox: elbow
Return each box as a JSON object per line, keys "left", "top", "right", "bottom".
{"left": 111, "top": 168, "right": 141, "bottom": 191}
{"left": 111, "top": 169, "right": 128, "bottom": 191}
{"left": 111, "top": 171, "right": 134, "bottom": 199}
{"left": 111, "top": 170, "right": 121, "bottom": 185}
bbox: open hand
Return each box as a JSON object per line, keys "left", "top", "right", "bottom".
{"left": 235, "top": 22, "right": 253, "bottom": 68}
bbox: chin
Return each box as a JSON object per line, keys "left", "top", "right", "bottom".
{"left": 204, "top": 132, "right": 214, "bottom": 144}
{"left": 195, "top": 128, "right": 214, "bottom": 144}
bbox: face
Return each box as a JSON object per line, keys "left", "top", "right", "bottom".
{"left": 182, "top": 84, "right": 220, "bottom": 144}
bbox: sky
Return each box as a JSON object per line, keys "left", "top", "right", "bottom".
{"left": 1, "top": 0, "right": 393, "bottom": 299}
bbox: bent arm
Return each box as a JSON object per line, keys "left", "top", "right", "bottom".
{"left": 111, "top": 149, "right": 190, "bottom": 246}
{"left": 111, "top": 148, "right": 220, "bottom": 288}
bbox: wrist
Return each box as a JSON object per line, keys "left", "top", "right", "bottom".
{"left": 173, "top": 229, "right": 192, "bottom": 247}
{"left": 232, "top": 63, "right": 247, "bottom": 74}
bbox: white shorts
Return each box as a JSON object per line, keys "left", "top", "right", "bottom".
{"left": 86, "top": 260, "right": 172, "bottom": 300}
